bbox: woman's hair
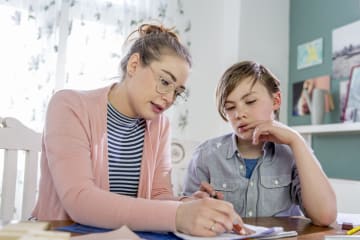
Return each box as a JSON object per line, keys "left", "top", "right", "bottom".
{"left": 120, "top": 23, "right": 192, "bottom": 78}
{"left": 216, "top": 60, "right": 281, "bottom": 121}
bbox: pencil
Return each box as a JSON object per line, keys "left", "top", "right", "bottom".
{"left": 347, "top": 226, "right": 360, "bottom": 235}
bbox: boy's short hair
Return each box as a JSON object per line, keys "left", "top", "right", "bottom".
{"left": 216, "top": 61, "right": 281, "bottom": 121}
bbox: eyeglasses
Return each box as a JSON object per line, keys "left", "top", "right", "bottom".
{"left": 148, "top": 65, "right": 188, "bottom": 103}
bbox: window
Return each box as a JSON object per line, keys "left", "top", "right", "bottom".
{"left": 0, "top": 0, "right": 191, "bottom": 132}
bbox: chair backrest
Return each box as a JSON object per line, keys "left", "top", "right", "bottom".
{"left": 0, "top": 117, "right": 41, "bottom": 222}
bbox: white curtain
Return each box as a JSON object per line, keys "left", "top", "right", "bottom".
{"left": 0, "top": 0, "right": 191, "bottom": 131}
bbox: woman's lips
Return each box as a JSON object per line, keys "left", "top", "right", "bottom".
{"left": 151, "top": 102, "right": 164, "bottom": 114}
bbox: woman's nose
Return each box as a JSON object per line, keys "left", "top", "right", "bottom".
{"left": 161, "top": 91, "right": 176, "bottom": 104}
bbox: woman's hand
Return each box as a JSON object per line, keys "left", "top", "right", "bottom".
{"left": 175, "top": 198, "right": 246, "bottom": 237}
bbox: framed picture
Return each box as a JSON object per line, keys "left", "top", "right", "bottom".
{"left": 342, "top": 64, "right": 360, "bottom": 122}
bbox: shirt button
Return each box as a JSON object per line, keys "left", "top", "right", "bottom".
{"left": 274, "top": 179, "right": 279, "bottom": 185}
{"left": 250, "top": 181, "right": 254, "bottom": 187}
{"left": 239, "top": 165, "right": 244, "bottom": 170}
{"left": 222, "top": 183, "right": 227, "bottom": 188}
{"left": 236, "top": 152, "right": 240, "bottom": 157}
{"left": 248, "top": 211, "right": 253, "bottom": 217}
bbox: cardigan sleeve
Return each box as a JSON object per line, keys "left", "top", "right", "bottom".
{"left": 149, "top": 115, "right": 178, "bottom": 200}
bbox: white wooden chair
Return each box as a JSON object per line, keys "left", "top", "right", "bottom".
{"left": 0, "top": 117, "right": 41, "bottom": 222}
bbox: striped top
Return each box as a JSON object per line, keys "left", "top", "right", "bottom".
{"left": 107, "top": 103, "right": 145, "bottom": 197}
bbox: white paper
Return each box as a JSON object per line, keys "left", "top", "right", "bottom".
{"left": 337, "top": 213, "right": 360, "bottom": 226}
{"left": 174, "top": 224, "right": 285, "bottom": 240}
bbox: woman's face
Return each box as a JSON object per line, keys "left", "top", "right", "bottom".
{"left": 125, "top": 54, "right": 190, "bottom": 119}
{"left": 223, "top": 77, "right": 280, "bottom": 141}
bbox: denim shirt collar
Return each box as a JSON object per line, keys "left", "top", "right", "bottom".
{"left": 226, "top": 133, "right": 275, "bottom": 160}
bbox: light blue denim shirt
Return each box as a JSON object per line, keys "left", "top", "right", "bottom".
{"left": 183, "top": 133, "right": 304, "bottom": 217}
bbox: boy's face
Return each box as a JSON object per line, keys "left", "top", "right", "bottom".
{"left": 223, "top": 77, "right": 280, "bottom": 141}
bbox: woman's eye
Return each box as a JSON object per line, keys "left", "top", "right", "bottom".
{"left": 160, "top": 77, "right": 171, "bottom": 87}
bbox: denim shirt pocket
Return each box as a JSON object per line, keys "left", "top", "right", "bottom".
{"left": 212, "top": 179, "right": 246, "bottom": 214}
{"left": 259, "top": 174, "right": 292, "bottom": 215}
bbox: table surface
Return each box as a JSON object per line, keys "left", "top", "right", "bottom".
{"left": 48, "top": 216, "right": 352, "bottom": 239}
{"left": 243, "top": 216, "right": 341, "bottom": 239}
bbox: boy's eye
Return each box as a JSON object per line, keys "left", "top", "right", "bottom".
{"left": 224, "top": 106, "right": 235, "bottom": 111}
{"left": 246, "top": 100, "right": 256, "bottom": 104}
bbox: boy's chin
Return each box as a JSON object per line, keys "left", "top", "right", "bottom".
{"left": 235, "top": 132, "right": 253, "bottom": 141}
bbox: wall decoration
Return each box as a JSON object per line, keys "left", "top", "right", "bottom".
{"left": 171, "top": 142, "right": 185, "bottom": 164}
{"left": 332, "top": 19, "right": 360, "bottom": 80}
{"left": 292, "top": 75, "right": 332, "bottom": 116}
{"left": 297, "top": 38, "right": 323, "bottom": 69}
{"left": 342, "top": 65, "right": 360, "bottom": 122}
{"left": 339, "top": 80, "right": 349, "bottom": 120}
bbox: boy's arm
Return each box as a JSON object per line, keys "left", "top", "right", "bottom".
{"left": 288, "top": 134, "right": 337, "bottom": 226}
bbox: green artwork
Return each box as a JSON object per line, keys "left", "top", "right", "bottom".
{"left": 297, "top": 38, "right": 323, "bottom": 69}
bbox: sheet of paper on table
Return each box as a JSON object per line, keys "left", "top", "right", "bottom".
{"left": 174, "top": 224, "right": 297, "bottom": 240}
{"left": 337, "top": 213, "right": 360, "bottom": 226}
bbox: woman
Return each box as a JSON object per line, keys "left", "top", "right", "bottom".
{"left": 32, "top": 23, "right": 242, "bottom": 237}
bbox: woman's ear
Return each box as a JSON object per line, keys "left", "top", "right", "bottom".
{"left": 273, "top": 91, "right": 282, "bottom": 110}
{"left": 126, "top": 53, "right": 140, "bottom": 77}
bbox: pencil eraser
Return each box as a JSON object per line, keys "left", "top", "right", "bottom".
{"left": 342, "top": 222, "right": 354, "bottom": 230}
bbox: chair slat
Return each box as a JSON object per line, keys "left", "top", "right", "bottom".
{"left": 22, "top": 151, "right": 39, "bottom": 220}
{"left": 1, "top": 150, "right": 18, "bottom": 221}
{"left": 0, "top": 117, "right": 41, "bottom": 222}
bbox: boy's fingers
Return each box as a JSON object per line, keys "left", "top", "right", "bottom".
{"left": 216, "top": 191, "right": 224, "bottom": 200}
{"left": 200, "top": 181, "right": 216, "bottom": 197}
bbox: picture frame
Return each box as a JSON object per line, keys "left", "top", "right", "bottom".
{"left": 342, "top": 64, "right": 360, "bottom": 122}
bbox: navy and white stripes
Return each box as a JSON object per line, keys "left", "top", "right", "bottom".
{"left": 107, "top": 103, "right": 145, "bottom": 197}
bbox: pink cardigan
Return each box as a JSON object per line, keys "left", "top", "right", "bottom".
{"left": 32, "top": 84, "right": 181, "bottom": 231}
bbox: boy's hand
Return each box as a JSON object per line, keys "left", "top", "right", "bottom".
{"left": 197, "top": 181, "right": 224, "bottom": 200}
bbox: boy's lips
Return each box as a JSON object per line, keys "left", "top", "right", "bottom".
{"left": 238, "top": 123, "right": 248, "bottom": 129}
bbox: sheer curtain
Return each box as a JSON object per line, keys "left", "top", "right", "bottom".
{"left": 0, "top": 0, "right": 60, "bottom": 131}
{"left": 0, "top": 0, "right": 191, "bottom": 132}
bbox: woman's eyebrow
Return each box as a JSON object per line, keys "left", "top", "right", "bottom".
{"left": 161, "top": 69, "right": 177, "bottom": 82}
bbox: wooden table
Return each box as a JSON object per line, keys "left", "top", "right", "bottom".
{"left": 243, "top": 216, "right": 342, "bottom": 239}
{"left": 48, "top": 217, "right": 347, "bottom": 239}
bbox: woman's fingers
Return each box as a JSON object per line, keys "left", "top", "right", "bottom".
{"left": 175, "top": 198, "right": 243, "bottom": 237}
{"left": 192, "top": 190, "right": 210, "bottom": 199}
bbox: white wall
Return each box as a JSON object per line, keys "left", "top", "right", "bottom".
{"left": 170, "top": 0, "right": 289, "bottom": 142}
{"left": 330, "top": 178, "right": 360, "bottom": 213}
{"left": 238, "top": 0, "right": 289, "bottom": 124}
